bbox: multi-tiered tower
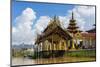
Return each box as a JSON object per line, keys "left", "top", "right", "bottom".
{"left": 67, "top": 12, "right": 81, "bottom": 50}
{"left": 67, "top": 12, "right": 79, "bottom": 36}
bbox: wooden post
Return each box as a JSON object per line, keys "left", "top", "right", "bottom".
{"left": 72, "top": 39, "right": 75, "bottom": 49}
{"left": 68, "top": 40, "right": 70, "bottom": 50}
{"left": 54, "top": 43, "right": 55, "bottom": 51}
{"left": 90, "top": 37, "right": 92, "bottom": 47}
{"left": 42, "top": 41, "right": 44, "bottom": 51}
{"left": 52, "top": 35, "right": 53, "bottom": 57}
{"left": 59, "top": 40, "right": 61, "bottom": 50}
{"left": 76, "top": 39, "right": 78, "bottom": 49}
{"left": 50, "top": 43, "right": 51, "bottom": 51}
{"left": 52, "top": 36, "right": 53, "bottom": 50}
{"left": 46, "top": 40, "right": 48, "bottom": 51}
{"left": 64, "top": 40, "right": 67, "bottom": 51}
{"left": 40, "top": 43, "right": 42, "bottom": 51}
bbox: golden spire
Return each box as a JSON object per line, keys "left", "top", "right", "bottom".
{"left": 54, "top": 15, "right": 57, "bottom": 21}
{"left": 72, "top": 11, "right": 74, "bottom": 20}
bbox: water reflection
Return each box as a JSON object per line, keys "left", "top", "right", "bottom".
{"left": 12, "top": 56, "right": 95, "bottom": 66}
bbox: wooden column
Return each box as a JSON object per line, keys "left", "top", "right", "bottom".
{"left": 53, "top": 44, "right": 55, "bottom": 51}
{"left": 52, "top": 35, "right": 53, "bottom": 51}
{"left": 64, "top": 40, "right": 67, "bottom": 51}
{"left": 49, "top": 43, "right": 51, "bottom": 51}
{"left": 40, "top": 43, "right": 42, "bottom": 51}
{"left": 42, "top": 41, "right": 44, "bottom": 51}
{"left": 72, "top": 39, "right": 75, "bottom": 49}
{"left": 59, "top": 40, "right": 61, "bottom": 50}
{"left": 46, "top": 40, "right": 48, "bottom": 51}
{"left": 68, "top": 40, "right": 70, "bottom": 49}
{"left": 90, "top": 37, "right": 92, "bottom": 46}
{"left": 45, "top": 40, "right": 47, "bottom": 51}
{"left": 60, "top": 40, "right": 62, "bottom": 50}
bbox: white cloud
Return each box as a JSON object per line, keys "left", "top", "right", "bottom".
{"left": 73, "top": 6, "right": 95, "bottom": 31}
{"left": 59, "top": 16, "right": 69, "bottom": 29}
{"left": 12, "top": 6, "right": 95, "bottom": 45}
{"left": 75, "top": 6, "right": 95, "bottom": 17}
{"left": 34, "top": 16, "right": 51, "bottom": 35}
{"left": 12, "top": 8, "right": 51, "bottom": 45}
{"left": 59, "top": 6, "right": 95, "bottom": 31}
{"left": 12, "top": 8, "right": 36, "bottom": 45}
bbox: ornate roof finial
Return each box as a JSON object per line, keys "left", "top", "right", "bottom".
{"left": 52, "top": 15, "right": 61, "bottom": 26}
{"left": 72, "top": 11, "right": 74, "bottom": 20}
{"left": 54, "top": 15, "right": 57, "bottom": 20}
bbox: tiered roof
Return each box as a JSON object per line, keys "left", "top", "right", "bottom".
{"left": 67, "top": 12, "right": 81, "bottom": 34}
{"left": 35, "top": 16, "right": 72, "bottom": 44}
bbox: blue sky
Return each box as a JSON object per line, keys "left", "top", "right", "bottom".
{"left": 12, "top": 0, "right": 75, "bottom": 26}
{"left": 12, "top": 0, "right": 95, "bottom": 45}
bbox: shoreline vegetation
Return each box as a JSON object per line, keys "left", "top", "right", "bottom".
{"left": 32, "top": 49, "right": 96, "bottom": 59}
{"left": 12, "top": 49, "right": 96, "bottom": 59}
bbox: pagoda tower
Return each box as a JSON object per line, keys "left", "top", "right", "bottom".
{"left": 67, "top": 12, "right": 80, "bottom": 50}
{"left": 67, "top": 12, "right": 79, "bottom": 35}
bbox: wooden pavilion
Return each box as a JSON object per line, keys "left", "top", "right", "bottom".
{"left": 35, "top": 16, "right": 73, "bottom": 57}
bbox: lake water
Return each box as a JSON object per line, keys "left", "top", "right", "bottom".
{"left": 12, "top": 56, "right": 95, "bottom": 66}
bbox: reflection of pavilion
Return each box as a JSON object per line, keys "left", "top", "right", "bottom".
{"left": 35, "top": 12, "right": 96, "bottom": 58}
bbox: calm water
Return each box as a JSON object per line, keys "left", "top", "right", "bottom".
{"left": 12, "top": 56, "right": 95, "bottom": 66}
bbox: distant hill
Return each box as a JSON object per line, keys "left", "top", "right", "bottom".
{"left": 12, "top": 44, "right": 35, "bottom": 49}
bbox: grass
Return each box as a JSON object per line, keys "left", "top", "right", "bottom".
{"left": 31, "top": 49, "right": 96, "bottom": 59}
{"left": 64, "top": 49, "right": 96, "bottom": 57}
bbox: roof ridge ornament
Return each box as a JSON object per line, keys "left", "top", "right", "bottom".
{"left": 72, "top": 11, "right": 74, "bottom": 20}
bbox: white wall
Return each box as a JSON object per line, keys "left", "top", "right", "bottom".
{"left": 0, "top": 0, "right": 100, "bottom": 67}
